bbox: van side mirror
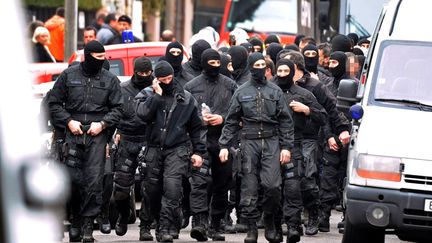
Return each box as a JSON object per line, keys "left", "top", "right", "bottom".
{"left": 337, "top": 79, "right": 360, "bottom": 119}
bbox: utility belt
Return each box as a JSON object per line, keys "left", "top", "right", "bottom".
{"left": 241, "top": 129, "right": 277, "bottom": 140}
{"left": 147, "top": 141, "right": 189, "bottom": 151}
{"left": 70, "top": 113, "right": 106, "bottom": 124}
{"left": 120, "top": 133, "right": 146, "bottom": 143}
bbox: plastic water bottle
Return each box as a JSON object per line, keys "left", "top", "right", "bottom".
{"left": 201, "top": 103, "right": 211, "bottom": 116}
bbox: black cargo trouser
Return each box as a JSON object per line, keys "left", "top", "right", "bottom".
{"left": 64, "top": 129, "right": 107, "bottom": 218}
{"left": 282, "top": 143, "right": 303, "bottom": 227}
{"left": 239, "top": 136, "right": 281, "bottom": 221}
{"left": 208, "top": 139, "right": 233, "bottom": 219}
{"left": 320, "top": 142, "right": 348, "bottom": 210}
{"left": 141, "top": 145, "right": 190, "bottom": 231}
{"left": 300, "top": 139, "right": 320, "bottom": 210}
{"left": 113, "top": 137, "right": 144, "bottom": 217}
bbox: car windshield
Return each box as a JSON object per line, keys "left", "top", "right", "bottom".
{"left": 373, "top": 41, "right": 432, "bottom": 107}
{"left": 226, "top": 0, "right": 297, "bottom": 34}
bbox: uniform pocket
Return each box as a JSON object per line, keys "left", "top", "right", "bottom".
{"left": 92, "top": 80, "right": 109, "bottom": 105}
{"left": 239, "top": 94, "right": 257, "bottom": 117}
{"left": 262, "top": 92, "right": 277, "bottom": 116}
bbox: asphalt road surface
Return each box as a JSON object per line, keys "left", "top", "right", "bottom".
{"left": 60, "top": 210, "right": 409, "bottom": 243}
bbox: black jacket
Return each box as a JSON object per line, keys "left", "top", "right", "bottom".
{"left": 135, "top": 81, "right": 206, "bottom": 156}
{"left": 117, "top": 77, "right": 150, "bottom": 136}
{"left": 296, "top": 73, "right": 350, "bottom": 139}
{"left": 33, "top": 42, "right": 54, "bottom": 63}
{"left": 274, "top": 79, "right": 327, "bottom": 142}
{"left": 184, "top": 73, "right": 237, "bottom": 141}
{"left": 48, "top": 64, "right": 123, "bottom": 129}
{"left": 182, "top": 61, "right": 202, "bottom": 78}
{"left": 219, "top": 79, "right": 294, "bottom": 150}
{"left": 176, "top": 68, "right": 195, "bottom": 87}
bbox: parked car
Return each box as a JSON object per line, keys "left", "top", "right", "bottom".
{"left": 68, "top": 41, "right": 189, "bottom": 76}
{"left": 29, "top": 62, "right": 68, "bottom": 84}
{"left": 338, "top": 0, "right": 432, "bottom": 242}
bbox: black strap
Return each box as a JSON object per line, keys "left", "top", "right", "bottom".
{"left": 160, "top": 98, "right": 178, "bottom": 147}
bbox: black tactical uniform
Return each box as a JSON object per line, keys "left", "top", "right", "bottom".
{"left": 228, "top": 46, "right": 252, "bottom": 86}
{"left": 111, "top": 57, "right": 153, "bottom": 237}
{"left": 274, "top": 59, "right": 327, "bottom": 241}
{"left": 284, "top": 51, "right": 351, "bottom": 233}
{"left": 136, "top": 61, "right": 207, "bottom": 242}
{"left": 48, "top": 41, "right": 123, "bottom": 242}
{"left": 219, "top": 53, "right": 294, "bottom": 243}
{"left": 182, "top": 39, "right": 211, "bottom": 78}
{"left": 320, "top": 51, "right": 352, "bottom": 232}
{"left": 163, "top": 41, "right": 194, "bottom": 87}
{"left": 184, "top": 49, "right": 237, "bottom": 241}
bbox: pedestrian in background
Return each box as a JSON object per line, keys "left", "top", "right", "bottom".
{"left": 45, "top": 7, "right": 65, "bottom": 61}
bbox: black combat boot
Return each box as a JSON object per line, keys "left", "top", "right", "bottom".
{"left": 305, "top": 208, "right": 319, "bottom": 235}
{"left": 139, "top": 225, "right": 154, "bottom": 241}
{"left": 96, "top": 208, "right": 111, "bottom": 234}
{"left": 169, "top": 225, "right": 179, "bottom": 239}
{"left": 159, "top": 227, "right": 173, "bottom": 243}
{"left": 263, "top": 213, "right": 277, "bottom": 242}
{"left": 318, "top": 204, "right": 331, "bottom": 232}
{"left": 244, "top": 221, "right": 258, "bottom": 243}
{"left": 286, "top": 225, "right": 300, "bottom": 243}
{"left": 208, "top": 215, "right": 225, "bottom": 241}
{"left": 115, "top": 210, "right": 130, "bottom": 236}
{"left": 82, "top": 217, "right": 94, "bottom": 242}
{"left": 274, "top": 219, "right": 283, "bottom": 243}
{"left": 190, "top": 213, "right": 208, "bottom": 241}
{"left": 69, "top": 216, "right": 82, "bottom": 242}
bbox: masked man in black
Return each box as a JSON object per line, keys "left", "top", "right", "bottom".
{"left": 163, "top": 41, "right": 194, "bottom": 87}
{"left": 184, "top": 49, "right": 237, "bottom": 241}
{"left": 219, "top": 52, "right": 294, "bottom": 243}
{"left": 136, "top": 61, "right": 207, "bottom": 242}
{"left": 48, "top": 40, "right": 123, "bottom": 242}
{"left": 111, "top": 57, "right": 153, "bottom": 237}
{"left": 274, "top": 59, "right": 327, "bottom": 242}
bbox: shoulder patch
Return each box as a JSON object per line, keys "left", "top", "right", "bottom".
{"left": 240, "top": 95, "right": 255, "bottom": 101}
{"left": 70, "top": 80, "right": 82, "bottom": 85}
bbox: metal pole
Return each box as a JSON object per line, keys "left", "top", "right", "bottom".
{"left": 65, "top": 0, "right": 77, "bottom": 62}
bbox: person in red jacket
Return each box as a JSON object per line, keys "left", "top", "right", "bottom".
{"left": 45, "top": 7, "right": 65, "bottom": 62}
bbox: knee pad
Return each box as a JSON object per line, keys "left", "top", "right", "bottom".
{"left": 113, "top": 183, "right": 131, "bottom": 201}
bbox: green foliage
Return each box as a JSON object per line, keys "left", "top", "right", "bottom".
{"left": 23, "top": 0, "right": 102, "bottom": 10}
{"left": 142, "top": 0, "right": 164, "bottom": 19}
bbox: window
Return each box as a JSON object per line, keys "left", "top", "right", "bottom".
{"left": 373, "top": 41, "right": 432, "bottom": 106}
{"left": 108, "top": 59, "right": 124, "bottom": 76}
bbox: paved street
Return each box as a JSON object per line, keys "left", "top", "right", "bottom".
{"left": 60, "top": 210, "right": 408, "bottom": 243}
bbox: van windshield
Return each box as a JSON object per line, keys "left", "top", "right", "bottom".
{"left": 373, "top": 42, "right": 432, "bottom": 107}
{"left": 226, "top": 0, "right": 297, "bottom": 34}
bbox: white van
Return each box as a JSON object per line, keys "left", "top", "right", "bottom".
{"left": 338, "top": 0, "right": 432, "bottom": 242}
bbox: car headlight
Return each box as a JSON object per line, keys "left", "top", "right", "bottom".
{"left": 355, "top": 154, "right": 402, "bottom": 182}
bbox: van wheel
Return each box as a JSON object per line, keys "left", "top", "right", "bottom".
{"left": 342, "top": 213, "right": 385, "bottom": 243}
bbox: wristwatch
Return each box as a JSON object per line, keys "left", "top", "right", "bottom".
{"left": 100, "top": 120, "right": 107, "bottom": 130}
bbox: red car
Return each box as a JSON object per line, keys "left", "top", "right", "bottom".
{"left": 29, "top": 62, "right": 69, "bottom": 85}
{"left": 68, "top": 41, "right": 189, "bottom": 76}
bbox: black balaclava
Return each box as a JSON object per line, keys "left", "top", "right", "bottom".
{"left": 249, "top": 37, "right": 263, "bottom": 53}
{"left": 265, "top": 34, "right": 280, "bottom": 46}
{"left": 284, "top": 44, "right": 300, "bottom": 52}
{"left": 154, "top": 61, "right": 175, "bottom": 95}
{"left": 352, "top": 47, "right": 364, "bottom": 56}
{"left": 220, "top": 53, "right": 233, "bottom": 79}
{"left": 228, "top": 46, "right": 248, "bottom": 79}
{"left": 82, "top": 40, "right": 105, "bottom": 76}
{"left": 331, "top": 34, "right": 352, "bottom": 53}
{"left": 347, "top": 33, "right": 359, "bottom": 46}
{"left": 294, "top": 34, "right": 305, "bottom": 47}
{"left": 191, "top": 39, "right": 211, "bottom": 70}
{"left": 165, "top": 41, "right": 184, "bottom": 75}
{"left": 133, "top": 57, "right": 153, "bottom": 88}
{"left": 201, "top": 49, "right": 221, "bottom": 79}
{"left": 248, "top": 52, "right": 266, "bottom": 83}
{"left": 329, "top": 51, "right": 347, "bottom": 80}
{"left": 218, "top": 46, "right": 229, "bottom": 54}
{"left": 276, "top": 59, "right": 296, "bottom": 91}
{"left": 103, "top": 59, "right": 110, "bottom": 71}
{"left": 240, "top": 42, "right": 253, "bottom": 53}
{"left": 267, "top": 43, "right": 283, "bottom": 65}
{"left": 302, "top": 43, "right": 319, "bottom": 73}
